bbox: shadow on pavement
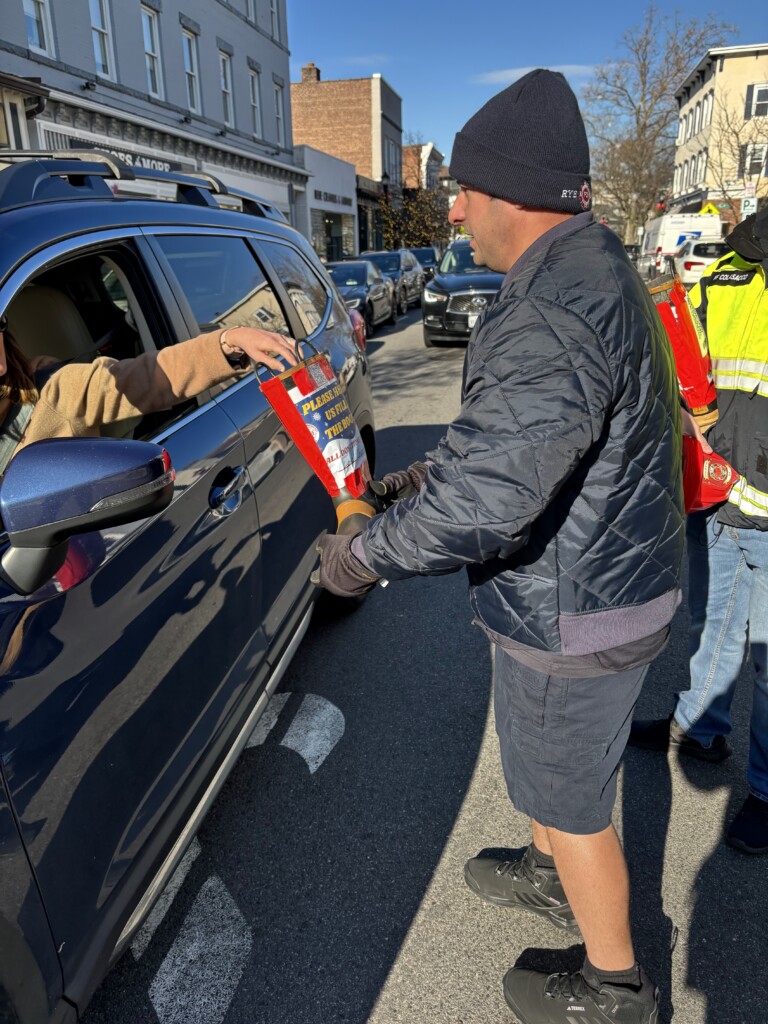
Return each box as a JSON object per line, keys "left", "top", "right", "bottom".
{"left": 85, "top": 423, "right": 493, "bottom": 1024}
{"left": 622, "top": 597, "right": 761, "bottom": 1023}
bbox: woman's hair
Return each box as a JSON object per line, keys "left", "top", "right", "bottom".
{"left": 1, "top": 328, "right": 38, "bottom": 405}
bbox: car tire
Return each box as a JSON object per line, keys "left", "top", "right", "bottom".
{"left": 398, "top": 289, "right": 408, "bottom": 316}
{"left": 364, "top": 304, "right": 375, "bottom": 338}
{"left": 387, "top": 297, "right": 398, "bottom": 325}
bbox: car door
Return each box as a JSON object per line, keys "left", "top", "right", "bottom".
{"left": 0, "top": 232, "right": 268, "bottom": 999}
{"left": 145, "top": 229, "right": 338, "bottom": 657}
{"left": 369, "top": 266, "right": 389, "bottom": 321}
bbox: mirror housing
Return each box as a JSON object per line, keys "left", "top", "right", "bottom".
{"left": 0, "top": 437, "right": 174, "bottom": 595}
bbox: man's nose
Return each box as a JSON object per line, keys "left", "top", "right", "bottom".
{"left": 448, "top": 190, "right": 466, "bottom": 225}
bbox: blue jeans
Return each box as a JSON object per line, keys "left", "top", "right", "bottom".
{"left": 676, "top": 512, "right": 768, "bottom": 801}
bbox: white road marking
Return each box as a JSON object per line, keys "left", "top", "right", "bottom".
{"left": 280, "top": 693, "right": 345, "bottom": 774}
{"left": 131, "top": 837, "right": 201, "bottom": 960}
{"left": 245, "top": 691, "right": 291, "bottom": 748}
{"left": 148, "top": 875, "right": 252, "bottom": 1024}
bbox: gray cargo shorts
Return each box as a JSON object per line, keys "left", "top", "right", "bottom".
{"left": 493, "top": 646, "right": 648, "bottom": 834}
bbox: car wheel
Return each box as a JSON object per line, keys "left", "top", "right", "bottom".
{"left": 387, "top": 296, "right": 398, "bottom": 325}
{"left": 364, "top": 304, "right": 375, "bottom": 338}
{"left": 398, "top": 289, "right": 408, "bottom": 315}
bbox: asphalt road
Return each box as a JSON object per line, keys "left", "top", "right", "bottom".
{"left": 84, "top": 308, "right": 765, "bottom": 1024}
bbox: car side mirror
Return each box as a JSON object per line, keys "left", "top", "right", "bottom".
{"left": 0, "top": 437, "right": 174, "bottom": 595}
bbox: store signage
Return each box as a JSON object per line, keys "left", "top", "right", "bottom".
{"left": 314, "top": 188, "right": 353, "bottom": 207}
{"left": 69, "top": 139, "right": 186, "bottom": 173}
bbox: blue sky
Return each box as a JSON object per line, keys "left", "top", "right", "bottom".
{"left": 286, "top": 1, "right": 767, "bottom": 164}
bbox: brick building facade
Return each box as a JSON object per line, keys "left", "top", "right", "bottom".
{"left": 291, "top": 62, "right": 402, "bottom": 250}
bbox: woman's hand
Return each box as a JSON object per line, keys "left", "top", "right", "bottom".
{"left": 681, "top": 407, "right": 713, "bottom": 454}
{"left": 220, "top": 327, "right": 299, "bottom": 372}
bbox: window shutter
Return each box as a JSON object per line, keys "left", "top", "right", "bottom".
{"left": 738, "top": 144, "right": 747, "bottom": 178}
{"left": 744, "top": 84, "right": 754, "bottom": 120}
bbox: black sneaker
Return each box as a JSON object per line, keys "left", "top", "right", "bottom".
{"left": 463, "top": 845, "right": 579, "bottom": 933}
{"left": 503, "top": 964, "right": 659, "bottom": 1024}
{"left": 628, "top": 714, "right": 731, "bottom": 763}
{"left": 726, "top": 795, "right": 768, "bottom": 854}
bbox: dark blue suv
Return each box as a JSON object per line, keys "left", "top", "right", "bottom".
{"left": 0, "top": 154, "right": 376, "bottom": 1024}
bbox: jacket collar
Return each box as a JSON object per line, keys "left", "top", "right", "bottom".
{"left": 504, "top": 211, "right": 594, "bottom": 283}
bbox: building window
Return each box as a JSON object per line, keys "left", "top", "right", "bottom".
{"left": 23, "top": 0, "right": 55, "bottom": 56}
{"left": 693, "top": 101, "right": 702, "bottom": 135}
{"left": 701, "top": 150, "right": 708, "bottom": 182}
{"left": 704, "top": 91, "right": 714, "bottom": 127}
{"left": 747, "top": 83, "right": 768, "bottom": 119}
{"left": 270, "top": 0, "right": 280, "bottom": 41}
{"left": 246, "top": 0, "right": 256, "bottom": 21}
{"left": 220, "top": 52, "right": 233, "bottom": 127}
{"left": 249, "top": 70, "right": 262, "bottom": 137}
{"left": 682, "top": 160, "right": 689, "bottom": 189}
{"left": 274, "top": 83, "right": 284, "bottom": 146}
{"left": 0, "top": 94, "right": 30, "bottom": 148}
{"left": 89, "top": 0, "right": 113, "bottom": 77}
{"left": 141, "top": 6, "right": 163, "bottom": 98}
{"left": 673, "top": 165, "right": 680, "bottom": 193}
{"left": 181, "top": 30, "right": 200, "bottom": 113}
{"left": 741, "top": 143, "right": 767, "bottom": 178}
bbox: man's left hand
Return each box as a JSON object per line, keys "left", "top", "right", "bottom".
{"left": 310, "top": 533, "right": 380, "bottom": 597}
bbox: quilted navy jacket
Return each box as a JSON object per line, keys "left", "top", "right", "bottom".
{"left": 361, "top": 216, "right": 685, "bottom": 658}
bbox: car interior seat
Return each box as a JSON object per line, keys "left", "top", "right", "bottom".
{"left": 6, "top": 284, "right": 141, "bottom": 440}
{"left": 6, "top": 285, "right": 95, "bottom": 364}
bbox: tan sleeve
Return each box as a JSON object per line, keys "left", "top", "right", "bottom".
{"left": 36, "top": 331, "right": 240, "bottom": 432}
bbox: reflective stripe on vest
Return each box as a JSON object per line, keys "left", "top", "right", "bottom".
{"left": 711, "top": 357, "right": 768, "bottom": 397}
{"left": 728, "top": 477, "right": 768, "bottom": 519}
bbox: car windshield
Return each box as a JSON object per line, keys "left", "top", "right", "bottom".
{"left": 410, "top": 248, "right": 436, "bottom": 265}
{"left": 439, "top": 245, "right": 489, "bottom": 274}
{"left": 365, "top": 253, "right": 400, "bottom": 273}
{"left": 328, "top": 264, "right": 365, "bottom": 286}
{"left": 692, "top": 242, "right": 728, "bottom": 258}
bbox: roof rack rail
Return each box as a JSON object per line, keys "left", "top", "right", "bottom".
{"left": 0, "top": 150, "right": 287, "bottom": 222}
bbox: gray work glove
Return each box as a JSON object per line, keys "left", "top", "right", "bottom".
{"left": 377, "top": 461, "right": 429, "bottom": 504}
{"left": 310, "top": 533, "right": 380, "bottom": 598}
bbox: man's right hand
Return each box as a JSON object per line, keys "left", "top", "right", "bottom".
{"left": 376, "top": 461, "right": 429, "bottom": 504}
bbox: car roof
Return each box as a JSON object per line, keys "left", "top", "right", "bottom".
{"left": 0, "top": 154, "right": 300, "bottom": 285}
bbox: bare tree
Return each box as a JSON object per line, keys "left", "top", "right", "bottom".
{"left": 582, "top": 4, "right": 735, "bottom": 243}
{"left": 705, "top": 89, "right": 768, "bottom": 220}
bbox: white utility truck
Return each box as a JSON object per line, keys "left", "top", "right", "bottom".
{"left": 637, "top": 212, "right": 724, "bottom": 280}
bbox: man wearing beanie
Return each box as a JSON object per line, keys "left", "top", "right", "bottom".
{"left": 314, "top": 69, "right": 682, "bottom": 1023}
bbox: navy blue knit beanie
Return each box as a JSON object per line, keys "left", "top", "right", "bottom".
{"left": 449, "top": 69, "right": 592, "bottom": 213}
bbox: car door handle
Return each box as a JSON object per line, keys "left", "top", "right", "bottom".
{"left": 209, "top": 465, "right": 247, "bottom": 517}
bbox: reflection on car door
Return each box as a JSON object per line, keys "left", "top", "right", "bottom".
{"left": 0, "top": 235, "right": 268, "bottom": 998}
{"left": 147, "top": 231, "right": 334, "bottom": 656}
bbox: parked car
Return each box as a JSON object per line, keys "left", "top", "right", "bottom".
{"left": 623, "top": 242, "right": 641, "bottom": 264}
{"left": 408, "top": 246, "right": 441, "bottom": 282}
{"left": 0, "top": 152, "right": 376, "bottom": 1024}
{"left": 671, "top": 239, "right": 730, "bottom": 288}
{"left": 421, "top": 237, "right": 505, "bottom": 348}
{"left": 360, "top": 249, "right": 424, "bottom": 314}
{"left": 326, "top": 259, "right": 396, "bottom": 335}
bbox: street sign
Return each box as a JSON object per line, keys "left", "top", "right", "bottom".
{"left": 700, "top": 202, "right": 720, "bottom": 215}
{"left": 744, "top": 181, "right": 757, "bottom": 198}
{"left": 742, "top": 197, "right": 758, "bottom": 217}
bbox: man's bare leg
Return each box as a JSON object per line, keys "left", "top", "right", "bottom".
{"left": 532, "top": 818, "right": 634, "bottom": 971}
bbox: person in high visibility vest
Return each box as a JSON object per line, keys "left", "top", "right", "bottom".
{"left": 630, "top": 206, "right": 768, "bottom": 855}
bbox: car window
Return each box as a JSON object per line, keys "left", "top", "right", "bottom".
{"left": 366, "top": 253, "right": 400, "bottom": 274}
{"left": 692, "top": 242, "right": 728, "bottom": 258}
{"left": 439, "top": 245, "right": 489, "bottom": 274}
{"left": 2, "top": 242, "right": 196, "bottom": 443}
{"left": 153, "top": 234, "right": 290, "bottom": 336}
{"left": 328, "top": 263, "right": 365, "bottom": 287}
{"left": 258, "top": 240, "right": 330, "bottom": 337}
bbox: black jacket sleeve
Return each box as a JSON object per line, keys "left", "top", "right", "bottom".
{"left": 360, "top": 296, "right": 615, "bottom": 580}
